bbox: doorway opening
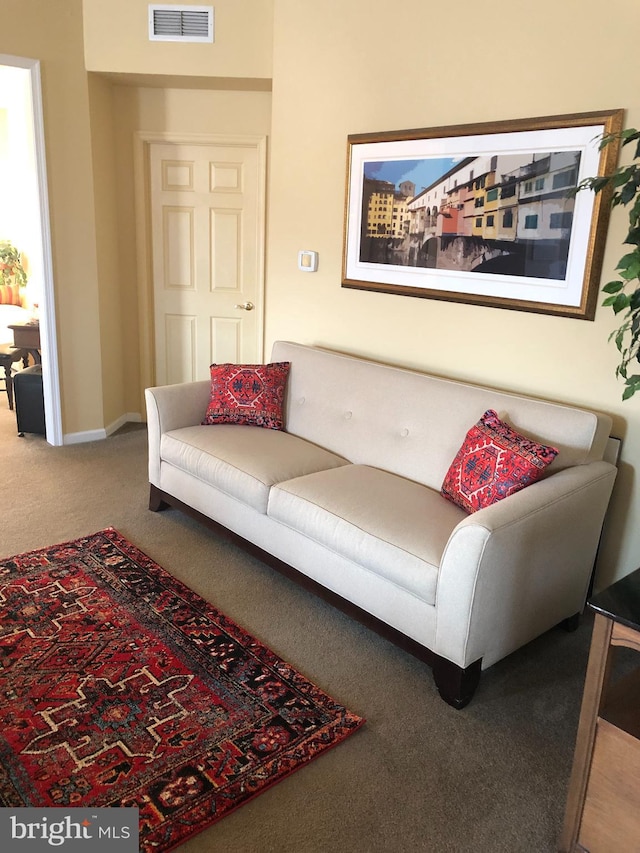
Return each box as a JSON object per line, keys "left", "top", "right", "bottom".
{"left": 0, "top": 55, "right": 61, "bottom": 445}
{"left": 134, "top": 132, "right": 267, "bottom": 403}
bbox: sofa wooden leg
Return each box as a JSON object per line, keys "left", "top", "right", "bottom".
{"left": 149, "top": 484, "right": 169, "bottom": 512}
{"left": 432, "top": 657, "right": 482, "bottom": 709}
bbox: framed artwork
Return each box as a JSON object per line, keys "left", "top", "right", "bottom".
{"left": 342, "top": 109, "right": 624, "bottom": 319}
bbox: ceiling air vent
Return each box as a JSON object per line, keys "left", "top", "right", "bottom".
{"left": 148, "top": 5, "right": 214, "bottom": 43}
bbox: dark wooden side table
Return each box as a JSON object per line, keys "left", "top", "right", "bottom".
{"left": 560, "top": 568, "right": 640, "bottom": 851}
{"left": 8, "top": 323, "right": 41, "bottom": 364}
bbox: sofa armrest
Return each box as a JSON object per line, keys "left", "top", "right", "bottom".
{"left": 145, "top": 381, "right": 211, "bottom": 486}
{"left": 434, "top": 460, "right": 617, "bottom": 670}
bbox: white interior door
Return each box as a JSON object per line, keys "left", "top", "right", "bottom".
{"left": 149, "top": 139, "right": 265, "bottom": 385}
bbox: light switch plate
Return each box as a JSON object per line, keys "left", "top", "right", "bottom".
{"left": 298, "top": 250, "right": 318, "bottom": 272}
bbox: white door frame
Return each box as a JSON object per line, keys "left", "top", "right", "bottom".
{"left": 133, "top": 131, "right": 267, "bottom": 410}
{"left": 0, "top": 54, "right": 62, "bottom": 445}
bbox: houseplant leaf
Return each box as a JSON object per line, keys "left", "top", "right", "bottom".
{"left": 581, "top": 127, "right": 640, "bottom": 398}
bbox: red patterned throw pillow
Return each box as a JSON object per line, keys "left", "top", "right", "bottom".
{"left": 202, "top": 362, "right": 291, "bottom": 430}
{"left": 441, "top": 409, "right": 559, "bottom": 513}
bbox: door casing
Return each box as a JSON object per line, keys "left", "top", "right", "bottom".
{"left": 134, "top": 132, "right": 267, "bottom": 411}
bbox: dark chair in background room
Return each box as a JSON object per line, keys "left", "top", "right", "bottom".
{"left": 0, "top": 344, "right": 28, "bottom": 410}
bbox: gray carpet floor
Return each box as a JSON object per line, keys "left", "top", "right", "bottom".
{"left": 0, "top": 399, "right": 591, "bottom": 852}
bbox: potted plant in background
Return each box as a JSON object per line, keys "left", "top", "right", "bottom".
{"left": 0, "top": 240, "right": 28, "bottom": 288}
{"left": 575, "top": 129, "right": 640, "bottom": 400}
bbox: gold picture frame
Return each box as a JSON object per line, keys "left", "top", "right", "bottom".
{"left": 342, "top": 109, "right": 624, "bottom": 319}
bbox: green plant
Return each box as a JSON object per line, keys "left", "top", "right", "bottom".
{"left": 0, "top": 240, "right": 28, "bottom": 288}
{"left": 575, "top": 129, "right": 640, "bottom": 400}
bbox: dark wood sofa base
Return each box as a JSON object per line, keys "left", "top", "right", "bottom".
{"left": 149, "top": 483, "right": 482, "bottom": 709}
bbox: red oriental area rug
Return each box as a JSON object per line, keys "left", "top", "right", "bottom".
{"left": 0, "top": 528, "right": 364, "bottom": 851}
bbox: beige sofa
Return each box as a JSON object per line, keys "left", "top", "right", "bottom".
{"left": 145, "top": 341, "right": 617, "bottom": 708}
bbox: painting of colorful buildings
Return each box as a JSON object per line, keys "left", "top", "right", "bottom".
{"left": 359, "top": 149, "right": 581, "bottom": 281}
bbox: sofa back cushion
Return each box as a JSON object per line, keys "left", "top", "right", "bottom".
{"left": 270, "top": 341, "right": 612, "bottom": 492}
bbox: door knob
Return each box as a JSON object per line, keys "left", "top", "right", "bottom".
{"left": 234, "top": 301, "right": 255, "bottom": 311}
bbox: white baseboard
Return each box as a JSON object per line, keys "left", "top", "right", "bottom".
{"left": 63, "top": 413, "right": 143, "bottom": 445}
{"left": 63, "top": 428, "right": 107, "bottom": 445}
{"left": 105, "top": 411, "right": 142, "bottom": 436}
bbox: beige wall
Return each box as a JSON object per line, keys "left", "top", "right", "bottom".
{"left": 0, "top": 0, "right": 104, "bottom": 433}
{"left": 87, "top": 74, "right": 126, "bottom": 428}
{"left": 265, "top": 0, "right": 640, "bottom": 588}
{"left": 83, "top": 0, "right": 273, "bottom": 81}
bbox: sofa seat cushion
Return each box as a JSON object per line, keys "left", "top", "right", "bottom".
{"left": 268, "top": 465, "right": 466, "bottom": 604}
{"left": 161, "top": 425, "right": 350, "bottom": 513}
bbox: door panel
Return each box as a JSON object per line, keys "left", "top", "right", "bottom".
{"left": 150, "top": 140, "right": 264, "bottom": 386}
{"left": 164, "top": 207, "right": 194, "bottom": 288}
{"left": 211, "top": 209, "right": 240, "bottom": 289}
{"left": 211, "top": 317, "right": 242, "bottom": 364}
{"left": 164, "top": 314, "right": 196, "bottom": 385}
